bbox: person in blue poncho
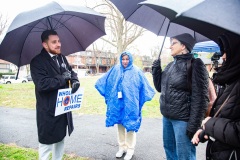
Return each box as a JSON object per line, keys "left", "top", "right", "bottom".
{"left": 95, "top": 51, "right": 155, "bottom": 160}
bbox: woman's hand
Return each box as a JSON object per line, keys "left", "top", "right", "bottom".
{"left": 201, "top": 116, "right": 211, "bottom": 130}
{"left": 191, "top": 129, "right": 203, "bottom": 145}
{"left": 191, "top": 117, "right": 212, "bottom": 145}
{"left": 191, "top": 129, "right": 209, "bottom": 145}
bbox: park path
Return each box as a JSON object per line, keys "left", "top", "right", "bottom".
{"left": 0, "top": 107, "right": 206, "bottom": 160}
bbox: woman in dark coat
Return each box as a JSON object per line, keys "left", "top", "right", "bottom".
{"left": 152, "top": 33, "right": 209, "bottom": 160}
{"left": 192, "top": 32, "right": 240, "bottom": 160}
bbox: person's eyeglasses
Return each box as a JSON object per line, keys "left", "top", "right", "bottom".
{"left": 170, "top": 41, "right": 179, "bottom": 46}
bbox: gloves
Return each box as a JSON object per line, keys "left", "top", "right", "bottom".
{"left": 71, "top": 82, "right": 80, "bottom": 94}
{"left": 62, "top": 70, "right": 71, "bottom": 81}
{"left": 152, "top": 59, "right": 161, "bottom": 75}
{"left": 152, "top": 59, "right": 161, "bottom": 68}
{"left": 198, "top": 130, "right": 208, "bottom": 143}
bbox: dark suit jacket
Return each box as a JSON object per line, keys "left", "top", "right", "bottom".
{"left": 30, "top": 48, "right": 79, "bottom": 144}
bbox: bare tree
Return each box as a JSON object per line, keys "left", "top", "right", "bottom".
{"left": 132, "top": 54, "right": 143, "bottom": 69}
{"left": 0, "top": 13, "right": 7, "bottom": 36}
{"left": 92, "top": 43, "right": 101, "bottom": 74}
{"left": 150, "top": 46, "right": 161, "bottom": 60}
{"left": 92, "top": 0, "right": 145, "bottom": 60}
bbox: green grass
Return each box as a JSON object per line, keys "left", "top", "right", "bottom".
{"left": 0, "top": 82, "right": 36, "bottom": 110}
{"left": 0, "top": 143, "right": 89, "bottom": 160}
{"left": 0, "top": 75, "right": 161, "bottom": 159}
{"left": 0, "top": 75, "right": 161, "bottom": 117}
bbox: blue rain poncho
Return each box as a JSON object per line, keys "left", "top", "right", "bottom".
{"left": 95, "top": 51, "right": 155, "bottom": 132}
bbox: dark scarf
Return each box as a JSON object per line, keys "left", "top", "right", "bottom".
{"left": 213, "top": 32, "right": 240, "bottom": 85}
{"left": 174, "top": 52, "right": 193, "bottom": 60}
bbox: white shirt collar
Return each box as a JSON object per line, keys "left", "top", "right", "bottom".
{"left": 48, "top": 52, "right": 57, "bottom": 58}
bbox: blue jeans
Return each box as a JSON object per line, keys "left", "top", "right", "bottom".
{"left": 163, "top": 117, "right": 196, "bottom": 160}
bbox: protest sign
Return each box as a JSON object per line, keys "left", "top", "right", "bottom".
{"left": 55, "top": 87, "right": 84, "bottom": 116}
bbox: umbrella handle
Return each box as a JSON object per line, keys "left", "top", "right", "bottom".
{"left": 68, "top": 80, "right": 71, "bottom": 88}
{"left": 158, "top": 20, "right": 170, "bottom": 59}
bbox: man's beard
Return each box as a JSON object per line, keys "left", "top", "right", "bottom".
{"left": 49, "top": 48, "right": 61, "bottom": 54}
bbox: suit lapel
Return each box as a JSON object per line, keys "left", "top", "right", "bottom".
{"left": 42, "top": 50, "right": 61, "bottom": 74}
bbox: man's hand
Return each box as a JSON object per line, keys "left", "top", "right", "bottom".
{"left": 71, "top": 82, "right": 80, "bottom": 94}
{"left": 62, "top": 70, "right": 71, "bottom": 81}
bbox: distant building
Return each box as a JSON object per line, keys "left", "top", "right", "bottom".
{"left": 0, "top": 59, "right": 11, "bottom": 73}
{"left": 0, "top": 59, "right": 28, "bottom": 77}
{"left": 141, "top": 55, "right": 154, "bottom": 72}
{"left": 67, "top": 50, "right": 116, "bottom": 74}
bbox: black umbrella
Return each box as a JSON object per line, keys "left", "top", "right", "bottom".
{"left": 110, "top": 0, "right": 209, "bottom": 41}
{"left": 174, "top": 0, "right": 240, "bottom": 42}
{"left": 0, "top": 1, "right": 106, "bottom": 67}
{"left": 144, "top": 0, "right": 240, "bottom": 42}
{"left": 110, "top": 0, "right": 209, "bottom": 58}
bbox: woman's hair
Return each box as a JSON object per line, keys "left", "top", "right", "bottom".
{"left": 121, "top": 52, "right": 128, "bottom": 57}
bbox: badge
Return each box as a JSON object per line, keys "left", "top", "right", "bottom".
{"left": 118, "top": 91, "right": 122, "bottom": 98}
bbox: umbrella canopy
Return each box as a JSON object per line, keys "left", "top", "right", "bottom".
{"left": 110, "top": 0, "right": 209, "bottom": 42}
{"left": 193, "top": 41, "right": 220, "bottom": 52}
{"left": 0, "top": 1, "right": 106, "bottom": 67}
{"left": 174, "top": 0, "right": 240, "bottom": 42}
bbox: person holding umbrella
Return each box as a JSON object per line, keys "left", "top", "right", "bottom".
{"left": 152, "top": 33, "right": 209, "bottom": 160}
{"left": 192, "top": 31, "right": 240, "bottom": 160}
{"left": 95, "top": 51, "right": 155, "bottom": 160}
{"left": 30, "top": 30, "right": 80, "bottom": 160}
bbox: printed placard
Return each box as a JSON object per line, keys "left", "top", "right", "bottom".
{"left": 55, "top": 87, "right": 84, "bottom": 116}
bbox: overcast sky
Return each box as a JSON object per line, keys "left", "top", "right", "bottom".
{"left": 0, "top": 0, "right": 167, "bottom": 56}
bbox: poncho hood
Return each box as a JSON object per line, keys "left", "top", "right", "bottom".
{"left": 120, "top": 51, "right": 133, "bottom": 70}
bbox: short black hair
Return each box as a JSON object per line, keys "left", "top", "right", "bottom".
{"left": 41, "top": 30, "right": 58, "bottom": 42}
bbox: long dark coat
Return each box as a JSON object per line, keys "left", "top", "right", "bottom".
{"left": 30, "top": 49, "right": 78, "bottom": 144}
{"left": 204, "top": 32, "right": 240, "bottom": 160}
{"left": 205, "top": 80, "right": 240, "bottom": 159}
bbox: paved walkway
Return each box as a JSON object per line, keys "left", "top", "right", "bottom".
{"left": 0, "top": 107, "right": 206, "bottom": 160}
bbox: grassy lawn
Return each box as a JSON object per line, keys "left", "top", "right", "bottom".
{"left": 0, "top": 75, "right": 161, "bottom": 160}
{"left": 0, "top": 75, "right": 161, "bottom": 159}
{"left": 0, "top": 143, "right": 90, "bottom": 160}
{"left": 0, "top": 74, "right": 161, "bottom": 118}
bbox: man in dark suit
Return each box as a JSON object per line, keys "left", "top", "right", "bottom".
{"left": 30, "top": 30, "right": 80, "bottom": 160}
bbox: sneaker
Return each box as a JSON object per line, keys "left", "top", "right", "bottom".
{"left": 124, "top": 152, "right": 133, "bottom": 160}
{"left": 116, "top": 150, "right": 125, "bottom": 158}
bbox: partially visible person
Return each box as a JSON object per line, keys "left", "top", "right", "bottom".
{"left": 221, "top": 53, "right": 226, "bottom": 62}
{"left": 212, "top": 52, "right": 226, "bottom": 98}
{"left": 30, "top": 30, "right": 80, "bottom": 160}
{"left": 212, "top": 36, "right": 228, "bottom": 97}
{"left": 191, "top": 31, "right": 240, "bottom": 160}
{"left": 95, "top": 51, "right": 155, "bottom": 160}
{"left": 152, "top": 33, "right": 209, "bottom": 160}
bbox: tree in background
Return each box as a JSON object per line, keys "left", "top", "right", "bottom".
{"left": 132, "top": 54, "right": 143, "bottom": 69}
{"left": 91, "top": 0, "right": 145, "bottom": 64}
{"left": 0, "top": 13, "right": 7, "bottom": 39}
